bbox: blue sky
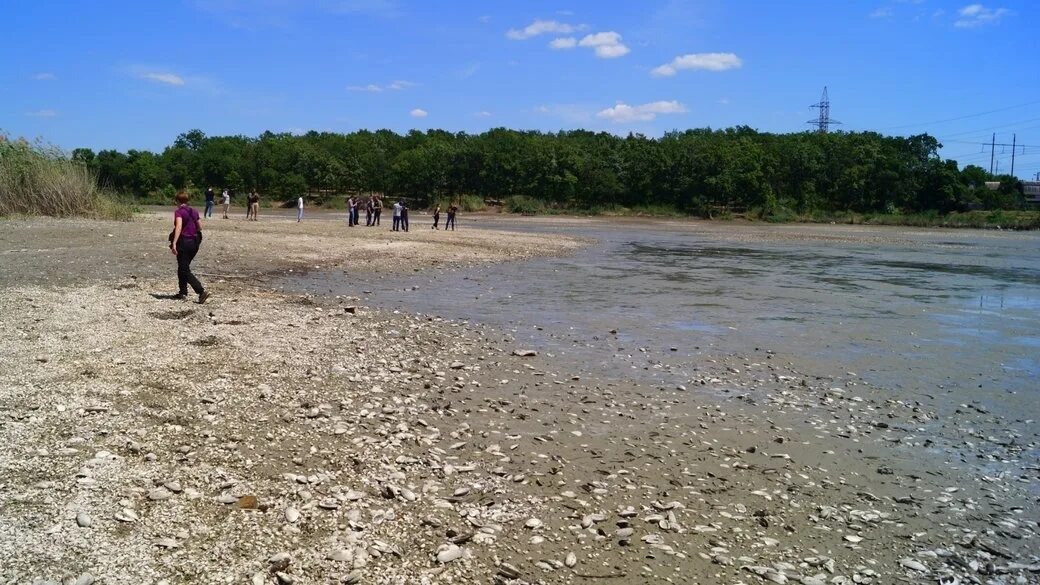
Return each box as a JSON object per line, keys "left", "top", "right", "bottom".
{"left": 2, "top": 0, "right": 1038, "bottom": 178}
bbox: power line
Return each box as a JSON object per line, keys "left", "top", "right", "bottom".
{"left": 934, "top": 116, "right": 1040, "bottom": 139}
{"left": 879, "top": 99, "right": 1040, "bottom": 131}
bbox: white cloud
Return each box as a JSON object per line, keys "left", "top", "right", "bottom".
{"left": 473, "top": 110, "right": 492, "bottom": 117}
{"left": 139, "top": 71, "right": 186, "bottom": 86}
{"left": 870, "top": 6, "right": 893, "bottom": 18}
{"left": 507, "top": 19, "right": 584, "bottom": 40}
{"left": 596, "top": 100, "right": 687, "bottom": 123}
{"left": 348, "top": 80, "right": 415, "bottom": 92}
{"left": 124, "top": 65, "right": 222, "bottom": 93}
{"left": 578, "top": 31, "right": 630, "bottom": 58}
{"left": 549, "top": 37, "right": 577, "bottom": 49}
{"left": 25, "top": 109, "right": 58, "bottom": 118}
{"left": 32, "top": 72, "right": 57, "bottom": 81}
{"left": 954, "top": 4, "right": 1010, "bottom": 27}
{"left": 533, "top": 104, "right": 595, "bottom": 124}
{"left": 651, "top": 52, "right": 742, "bottom": 77}
{"left": 348, "top": 83, "right": 384, "bottom": 92}
{"left": 410, "top": 108, "right": 428, "bottom": 118}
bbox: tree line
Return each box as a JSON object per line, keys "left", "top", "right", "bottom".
{"left": 68, "top": 127, "right": 1027, "bottom": 214}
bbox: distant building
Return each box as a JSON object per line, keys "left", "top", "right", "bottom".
{"left": 1024, "top": 181, "right": 1040, "bottom": 205}
{"left": 983, "top": 180, "right": 1040, "bottom": 205}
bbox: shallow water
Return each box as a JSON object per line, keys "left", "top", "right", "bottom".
{"left": 282, "top": 219, "right": 1040, "bottom": 421}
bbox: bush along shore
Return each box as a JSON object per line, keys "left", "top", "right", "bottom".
{"left": 0, "top": 135, "right": 130, "bottom": 220}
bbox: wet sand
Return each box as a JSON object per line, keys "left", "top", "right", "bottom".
{"left": 0, "top": 212, "right": 1036, "bottom": 585}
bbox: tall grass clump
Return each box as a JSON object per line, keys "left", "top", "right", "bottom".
{"left": 0, "top": 135, "right": 130, "bottom": 220}
{"left": 505, "top": 195, "right": 545, "bottom": 214}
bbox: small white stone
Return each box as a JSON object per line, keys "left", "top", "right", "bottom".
{"left": 436, "top": 544, "right": 464, "bottom": 563}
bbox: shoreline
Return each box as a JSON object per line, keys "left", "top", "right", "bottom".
{"left": 0, "top": 215, "right": 1037, "bottom": 584}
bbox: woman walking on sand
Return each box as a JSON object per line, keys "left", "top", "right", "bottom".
{"left": 431, "top": 204, "right": 441, "bottom": 230}
{"left": 170, "top": 192, "right": 209, "bottom": 304}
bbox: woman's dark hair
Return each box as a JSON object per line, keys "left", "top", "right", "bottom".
{"left": 175, "top": 192, "right": 189, "bottom": 204}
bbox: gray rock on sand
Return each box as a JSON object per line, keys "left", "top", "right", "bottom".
{"left": 114, "top": 508, "right": 138, "bottom": 522}
{"left": 76, "top": 512, "right": 92, "bottom": 528}
{"left": 327, "top": 549, "right": 353, "bottom": 562}
{"left": 512, "top": 349, "right": 538, "bottom": 357}
{"left": 148, "top": 487, "right": 173, "bottom": 501}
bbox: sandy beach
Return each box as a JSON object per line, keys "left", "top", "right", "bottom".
{"left": 0, "top": 212, "right": 1036, "bottom": 585}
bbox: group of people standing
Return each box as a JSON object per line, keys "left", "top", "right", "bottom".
{"left": 345, "top": 195, "right": 384, "bottom": 227}
{"left": 197, "top": 188, "right": 460, "bottom": 232}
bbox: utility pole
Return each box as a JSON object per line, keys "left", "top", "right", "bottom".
{"left": 807, "top": 87, "right": 842, "bottom": 133}
{"left": 1010, "top": 133, "right": 1017, "bottom": 177}
{"left": 990, "top": 133, "right": 996, "bottom": 174}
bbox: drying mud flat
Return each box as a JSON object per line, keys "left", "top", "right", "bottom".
{"left": 0, "top": 214, "right": 1037, "bottom": 585}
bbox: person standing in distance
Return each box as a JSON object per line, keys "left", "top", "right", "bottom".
{"left": 204, "top": 187, "right": 215, "bottom": 218}
{"left": 401, "top": 200, "right": 409, "bottom": 232}
{"left": 247, "top": 191, "right": 260, "bottom": 221}
{"left": 221, "top": 188, "right": 230, "bottom": 219}
{"left": 372, "top": 196, "right": 382, "bottom": 226}
{"left": 297, "top": 194, "right": 304, "bottom": 222}
{"left": 170, "top": 192, "right": 209, "bottom": 304}
{"left": 392, "top": 199, "right": 402, "bottom": 231}
{"left": 431, "top": 204, "right": 441, "bottom": 230}
{"left": 445, "top": 204, "right": 458, "bottom": 231}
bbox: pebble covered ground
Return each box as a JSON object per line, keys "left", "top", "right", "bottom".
{"left": 0, "top": 215, "right": 1036, "bottom": 585}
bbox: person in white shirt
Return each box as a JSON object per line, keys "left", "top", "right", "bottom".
{"left": 297, "top": 195, "right": 304, "bottom": 222}
{"left": 392, "top": 200, "right": 403, "bottom": 231}
{"left": 221, "top": 189, "right": 230, "bottom": 219}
